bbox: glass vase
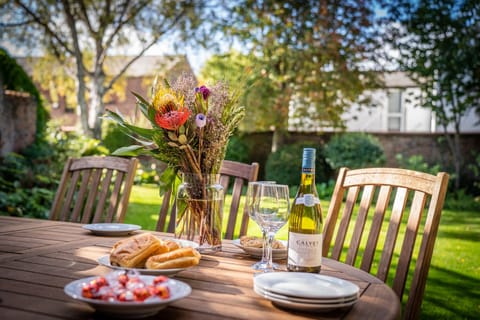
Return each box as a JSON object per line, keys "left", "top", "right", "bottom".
{"left": 175, "top": 173, "right": 223, "bottom": 253}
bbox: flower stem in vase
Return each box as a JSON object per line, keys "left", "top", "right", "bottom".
{"left": 175, "top": 173, "right": 223, "bottom": 254}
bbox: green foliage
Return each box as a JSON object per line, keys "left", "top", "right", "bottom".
{"left": 384, "top": 0, "right": 480, "bottom": 190}
{"left": 201, "top": 51, "right": 279, "bottom": 132}
{"left": 0, "top": 122, "right": 109, "bottom": 217}
{"left": 444, "top": 189, "right": 480, "bottom": 211}
{"left": 102, "top": 121, "right": 136, "bottom": 153}
{"left": 0, "top": 47, "right": 49, "bottom": 138}
{"left": 265, "top": 142, "right": 332, "bottom": 186}
{"left": 395, "top": 154, "right": 441, "bottom": 175}
{"left": 134, "top": 161, "right": 162, "bottom": 185}
{"left": 323, "top": 133, "right": 386, "bottom": 170}
{"left": 221, "top": 1, "right": 383, "bottom": 135}
{"left": 225, "top": 134, "right": 250, "bottom": 163}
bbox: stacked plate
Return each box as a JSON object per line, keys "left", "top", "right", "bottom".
{"left": 253, "top": 272, "right": 359, "bottom": 312}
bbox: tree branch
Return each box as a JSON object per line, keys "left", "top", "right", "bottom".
{"left": 14, "top": 0, "right": 75, "bottom": 57}
{"left": 104, "top": 7, "right": 189, "bottom": 92}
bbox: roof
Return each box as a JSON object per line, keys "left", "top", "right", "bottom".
{"left": 381, "top": 71, "right": 418, "bottom": 88}
{"left": 104, "top": 55, "right": 193, "bottom": 77}
{"left": 14, "top": 55, "right": 194, "bottom": 78}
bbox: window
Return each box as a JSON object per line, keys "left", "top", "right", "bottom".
{"left": 387, "top": 90, "right": 403, "bottom": 131}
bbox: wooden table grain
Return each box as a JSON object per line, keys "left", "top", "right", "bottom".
{"left": 0, "top": 216, "right": 401, "bottom": 320}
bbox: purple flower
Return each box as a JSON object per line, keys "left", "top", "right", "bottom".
{"left": 195, "top": 113, "right": 207, "bottom": 128}
{"left": 195, "top": 85, "right": 210, "bottom": 100}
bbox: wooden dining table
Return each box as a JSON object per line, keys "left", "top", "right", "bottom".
{"left": 0, "top": 216, "right": 401, "bottom": 320}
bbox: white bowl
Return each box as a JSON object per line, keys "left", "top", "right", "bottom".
{"left": 64, "top": 275, "right": 191, "bottom": 318}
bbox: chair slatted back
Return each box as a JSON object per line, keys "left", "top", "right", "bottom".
{"left": 323, "top": 167, "right": 449, "bottom": 320}
{"left": 49, "top": 156, "right": 138, "bottom": 223}
{"left": 156, "top": 160, "right": 259, "bottom": 239}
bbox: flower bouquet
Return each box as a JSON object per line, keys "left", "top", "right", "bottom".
{"left": 105, "top": 73, "right": 244, "bottom": 251}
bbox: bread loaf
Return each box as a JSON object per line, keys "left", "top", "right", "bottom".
{"left": 145, "top": 247, "right": 201, "bottom": 269}
{"left": 110, "top": 233, "right": 168, "bottom": 268}
{"left": 164, "top": 239, "right": 182, "bottom": 251}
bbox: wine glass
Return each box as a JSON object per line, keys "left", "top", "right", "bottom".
{"left": 246, "top": 181, "right": 276, "bottom": 270}
{"left": 251, "top": 183, "right": 290, "bottom": 272}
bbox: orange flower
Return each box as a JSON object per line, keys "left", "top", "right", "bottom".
{"left": 154, "top": 107, "right": 191, "bottom": 130}
{"left": 152, "top": 87, "right": 190, "bottom": 130}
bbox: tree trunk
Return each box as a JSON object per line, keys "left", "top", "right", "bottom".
{"left": 75, "top": 70, "right": 91, "bottom": 137}
{"left": 89, "top": 73, "right": 105, "bottom": 140}
{"left": 271, "top": 81, "right": 291, "bottom": 153}
{"left": 453, "top": 124, "right": 462, "bottom": 190}
{"left": 442, "top": 126, "right": 462, "bottom": 190}
{"left": 271, "top": 128, "right": 285, "bottom": 153}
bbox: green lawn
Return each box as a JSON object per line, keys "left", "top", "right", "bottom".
{"left": 124, "top": 184, "right": 479, "bottom": 319}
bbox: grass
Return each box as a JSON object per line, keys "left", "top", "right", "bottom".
{"left": 124, "top": 184, "right": 479, "bottom": 319}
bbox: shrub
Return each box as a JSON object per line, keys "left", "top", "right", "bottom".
{"left": 323, "top": 133, "right": 386, "bottom": 170}
{"left": 265, "top": 142, "right": 332, "bottom": 186}
{"left": 0, "top": 122, "right": 109, "bottom": 218}
{"left": 225, "top": 134, "right": 250, "bottom": 163}
{"left": 395, "top": 154, "right": 441, "bottom": 175}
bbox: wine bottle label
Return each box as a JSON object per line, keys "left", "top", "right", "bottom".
{"left": 295, "top": 194, "right": 320, "bottom": 207}
{"left": 288, "top": 232, "right": 322, "bottom": 267}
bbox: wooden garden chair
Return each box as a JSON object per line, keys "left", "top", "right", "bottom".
{"left": 322, "top": 167, "right": 449, "bottom": 320}
{"left": 156, "top": 160, "right": 259, "bottom": 239}
{"left": 49, "top": 156, "right": 139, "bottom": 223}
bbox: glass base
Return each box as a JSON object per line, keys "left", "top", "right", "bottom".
{"left": 251, "top": 261, "right": 283, "bottom": 271}
{"left": 197, "top": 244, "right": 222, "bottom": 254}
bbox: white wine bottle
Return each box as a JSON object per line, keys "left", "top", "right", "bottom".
{"left": 287, "top": 147, "right": 323, "bottom": 273}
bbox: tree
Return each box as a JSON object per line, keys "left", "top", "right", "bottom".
{"left": 383, "top": 0, "right": 480, "bottom": 189}
{"left": 0, "top": 0, "right": 208, "bottom": 139}
{"left": 200, "top": 50, "right": 278, "bottom": 132}
{"left": 218, "top": 0, "right": 383, "bottom": 151}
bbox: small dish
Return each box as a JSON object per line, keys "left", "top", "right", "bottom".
{"left": 83, "top": 223, "right": 141, "bottom": 236}
{"left": 98, "top": 238, "right": 200, "bottom": 276}
{"left": 64, "top": 275, "right": 191, "bottom": 318}
{"left": 232, "top": 238, "right": 287, "bottom": 260}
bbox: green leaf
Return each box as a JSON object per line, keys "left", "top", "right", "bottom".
{"left": 112, "top": 145, "right": 146, "bottom": 156}
{"left": 158, "top": 166, "right": 178, "bottom": 195}
{"left": 105, "top": 110, "right": 156, "bottom": 139}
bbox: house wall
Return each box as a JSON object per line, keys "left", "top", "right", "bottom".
{"left": 0, "top": 90, "right": 37, "bottom": 156}
{"left": 344, "top": 85, "right": 479, "bottom": 133}
{"left": 344, "top": 87, "right": 436, "bottom": 132}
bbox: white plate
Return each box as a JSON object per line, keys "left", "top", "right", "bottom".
{"left": 254, "top": 272, "right": 359, "bottom": 299}
{"left": 98, "top": 239, "right": 200, "bottom": 276}
{"left": 253, "top": 284, "right": 358, "bottom": 304}
{"left": 254, "top": 285, "right": 357, "bottom": 312}
{"left": 232, "top": 239, "right": 287, "bottom": 260}
{"left": 83, "top": 223, "right": 141, "bottom": 236}
{"left": 64, "top": 275, "right": 191, "bottom": 318}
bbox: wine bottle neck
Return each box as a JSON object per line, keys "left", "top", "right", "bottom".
{"left": 300, "top": 171, "right": 315, "bottom": 188}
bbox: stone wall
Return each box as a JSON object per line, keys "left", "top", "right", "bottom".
{"left": 0, "top": 90, "right": 37, "bottom": 156}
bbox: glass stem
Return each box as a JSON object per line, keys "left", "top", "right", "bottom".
{"left": 265, "top": 231, "right": 275, "bottom": 271}
{"left": 260, "top": 230, "right": 268, "bottom": 263}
